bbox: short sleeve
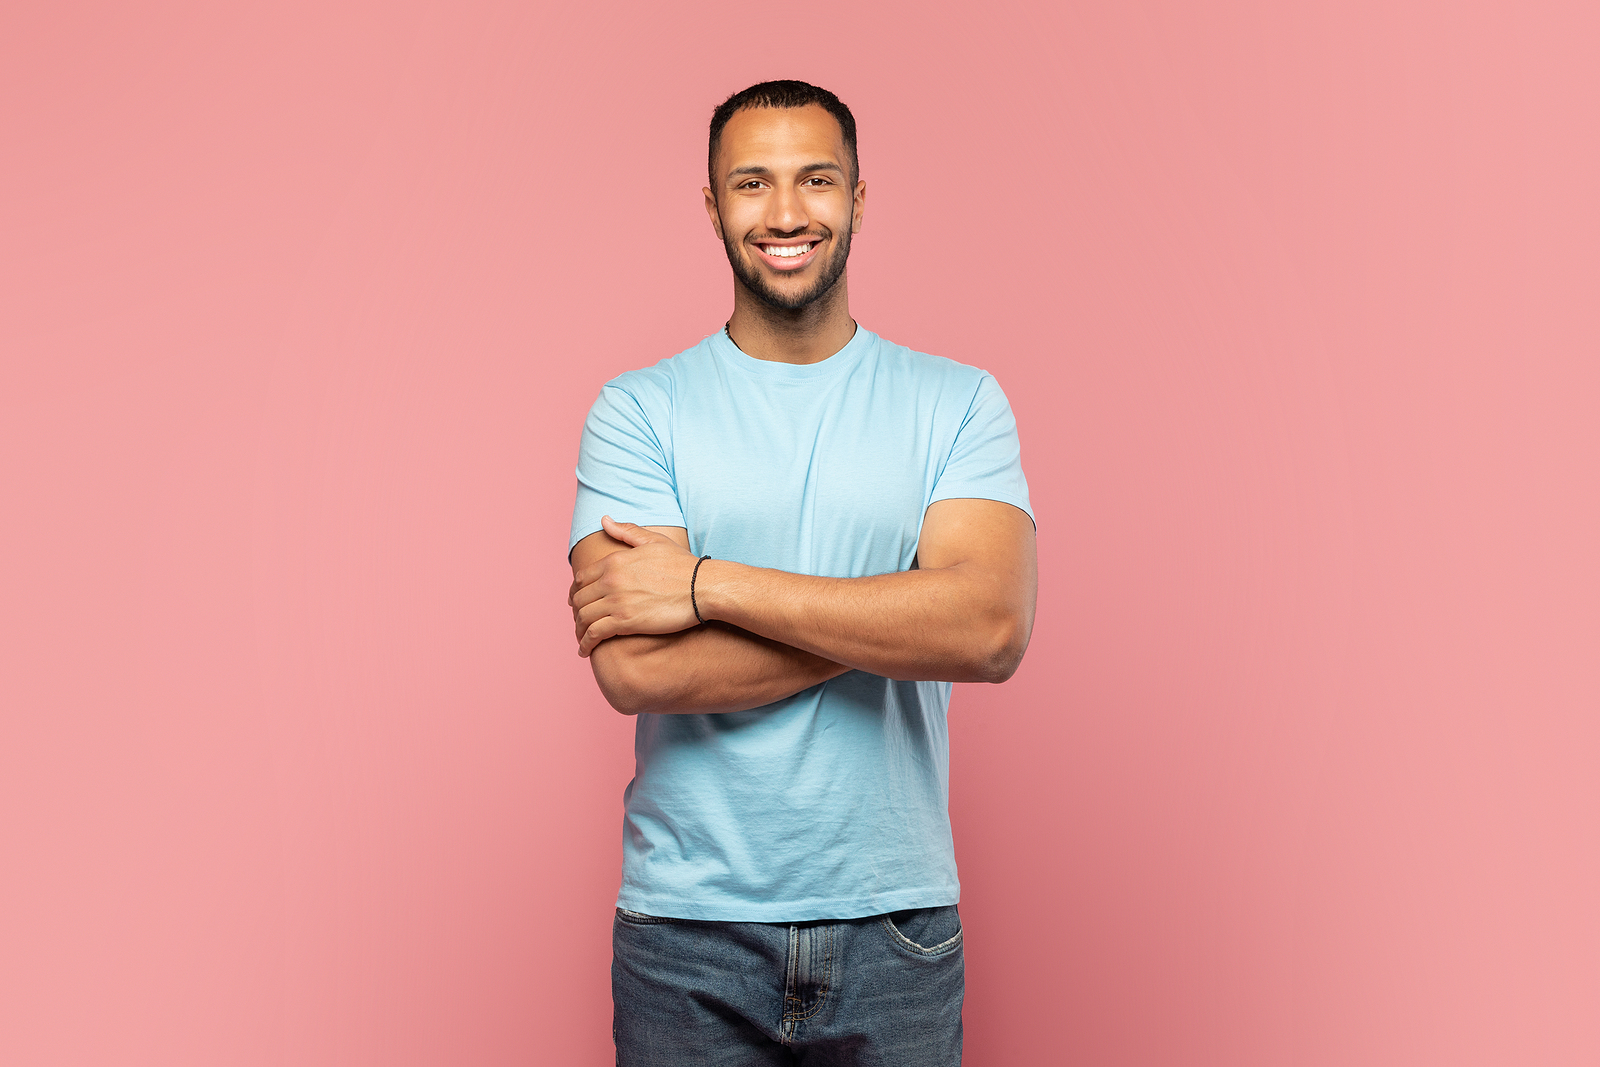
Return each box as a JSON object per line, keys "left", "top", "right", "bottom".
{"left": 928, "top": 373, "right": 1034, "bottom": 526}
{"left": 569, "top": 382, "right": 686, "bottom": 553}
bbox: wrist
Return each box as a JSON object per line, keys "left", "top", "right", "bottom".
{"left": 691, "top": 558, "right": 740, "bottom": 624}
{"left": 689, "top": 554, "right": 712, "bottom": 625}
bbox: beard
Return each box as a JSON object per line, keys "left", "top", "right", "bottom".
{"left": 721, "top": 223, "right": 852, "bottom": 312}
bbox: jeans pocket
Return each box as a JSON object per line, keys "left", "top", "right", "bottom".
{"left": 615, "top": 907, "right": 677, "bottom": 925}
{"left": 880, "top": 905, "right": 963, "bottom": 956}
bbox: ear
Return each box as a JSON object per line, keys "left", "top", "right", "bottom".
{"left": 851, "top": 178, "right": 866, "bottom": 234}
{"left": 704, "top": 187, "right": 724, "bottom": 240}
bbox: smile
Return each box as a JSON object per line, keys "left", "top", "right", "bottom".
{"left": 754, "top": 240, "right": 822, "bottom": 271}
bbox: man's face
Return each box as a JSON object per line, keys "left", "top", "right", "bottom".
{"left": 704, "top": 104, "right": 866, "bottom": 312}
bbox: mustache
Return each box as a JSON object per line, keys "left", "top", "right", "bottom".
{"left": 746, "top": 231, "right": 829, "bottom": 243}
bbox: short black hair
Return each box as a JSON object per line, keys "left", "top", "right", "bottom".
{"left": 708, "top": 80, "right": 859, "bottom": 189}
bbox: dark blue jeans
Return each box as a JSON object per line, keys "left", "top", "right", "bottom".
{"left": 612, "top": 905, "right": 964, "bottom": 1066}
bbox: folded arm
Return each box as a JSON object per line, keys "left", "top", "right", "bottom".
{"left": 570, "top": 527, "right": 850, "bottom": 715}
{"left": 570, "top": 497, "right": 1038, "bottom": 695}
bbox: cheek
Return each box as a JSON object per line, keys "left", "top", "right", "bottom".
{"left": 721, "top": 212, "right": 758, "bottom": 246}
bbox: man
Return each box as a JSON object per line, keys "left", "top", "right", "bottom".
{"left": 568, "top": 80, "right": 1036, "bottom": 1066}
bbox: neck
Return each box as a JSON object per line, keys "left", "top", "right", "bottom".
{"left": 725, "top": 274, "right": 856, "bottom": 365}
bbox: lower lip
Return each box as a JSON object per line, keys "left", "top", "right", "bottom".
{"left": 755, "top": 242, "right": 822, "bottom": 271}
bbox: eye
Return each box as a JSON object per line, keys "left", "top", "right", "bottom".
{"left": 804, "top": 176, "right": 833, "bottom": 186}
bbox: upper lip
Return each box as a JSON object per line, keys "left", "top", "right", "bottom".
{"left": 754, "top": 237, "right": 822, "bottom": 248}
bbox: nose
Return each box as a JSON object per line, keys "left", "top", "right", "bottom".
{"left": 764, "top": 182, "right": 810, "bottom": 236}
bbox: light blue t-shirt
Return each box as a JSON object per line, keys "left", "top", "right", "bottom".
{"left": 569, "top": 325, "right": 1032, "bottom": 922}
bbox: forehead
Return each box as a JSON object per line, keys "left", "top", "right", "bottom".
{"left": 715, "top": 104, "right": 847, "bottom": 178}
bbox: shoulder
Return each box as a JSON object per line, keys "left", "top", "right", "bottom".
{"left": 865, "top": 332, "right": 1002, "bottom": 399}
{"left": 589, "top": 333, "right": 721, "bottom": 413}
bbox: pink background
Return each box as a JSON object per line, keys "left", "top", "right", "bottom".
{"left": 3, "top": 1, "right": 1597, "bottom": 1064}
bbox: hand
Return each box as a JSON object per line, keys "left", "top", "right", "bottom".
{"left": 569, "top": 516, "right": 704, "bottom": 656}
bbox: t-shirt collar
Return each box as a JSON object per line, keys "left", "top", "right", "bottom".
{"left": 710, "top": 321, "right": 876, "bottom": 382}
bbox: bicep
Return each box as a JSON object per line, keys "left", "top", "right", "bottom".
{"left": 568, "top": 525, "right": 690, "bottom": 573}
{"left": 568, "top": 525, "right": 690, "bottom": 711}
{"left": 568, "top": 525, "right": 690, "bottom": 639}
{"left": 915, "top": 498, "right": 1037, "bottom": 608}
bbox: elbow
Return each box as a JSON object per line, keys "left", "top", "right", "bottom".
{"left": 971, "top": 612, "right": 1031, "bottom": 684}
{"left": 590, "top": 638, "right": 682, "bottom": 715}
{"left": 596, "top": 681, "right": 644, "bottom": 717}
{"left": 590, "top": 643, "right": 648, "bottom": 715}
{"left": 600, "top": 688, "right": 645, "bottom": 716}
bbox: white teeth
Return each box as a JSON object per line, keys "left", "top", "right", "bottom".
{"left": 763, "top": 243, "right": 812, "bottom": 258}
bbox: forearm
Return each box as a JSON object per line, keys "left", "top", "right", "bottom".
{"left": 695, "top": 562, "right": 1029, "bottom": 683}
{"left": 590, "top": 621, "right": 850, "bottom": 716}
{"left": 570, "top": 502, "right": 1036, "bottom": 686}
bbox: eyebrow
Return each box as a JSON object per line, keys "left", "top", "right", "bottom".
{"left": 727, "top": 162, "right": 846, "bottom": 180}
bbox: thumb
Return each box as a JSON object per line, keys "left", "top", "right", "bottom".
{"left": 602, "top": 514, "right": 661, "bottom": 547}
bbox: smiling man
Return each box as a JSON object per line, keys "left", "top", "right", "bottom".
{"left": 568, "top": 80, "right": 1036, "bottom": 1066}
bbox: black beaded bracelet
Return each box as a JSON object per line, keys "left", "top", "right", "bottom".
{"left": 690, "top": 555, "right": 712, "bottom": 624}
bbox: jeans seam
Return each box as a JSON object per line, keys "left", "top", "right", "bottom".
{"left": 781, "top": 925, "right": 799, "bottom": 1034}
{"left": 790, "top": 922, "right": 832, "bottom": 1023}
{"left": 879, "top": 913, "right": 963, "bottom": 956}
{"left": 616, "top": 908, "right": 677, "bottom": 925}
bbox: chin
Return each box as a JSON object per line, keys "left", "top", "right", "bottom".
{"left": 754, "top": 280, "right": 831, "bottom": 311}
{"left": 730, "top": 242, "right": 850, "bottom": 313}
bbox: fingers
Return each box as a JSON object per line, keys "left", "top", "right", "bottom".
{"left": 570, "top": 520, "right": 687, "bottom": 606}
{"left": 569, "top": 521, "right": 654, "bottom": 593}
{"left": 601, "top": 514, "right": 666, "bottom": 547}
{"left": 572, "top": 598, "right": 614, "bottom": 646}
{"left": 568, "top": 518, "right": 695, "bottom": 653}
{"left": 569, "top": 579, "right": 603, "bottom": 613}
{"left": 579, "top": 616, "right": 621, "bottom": 657}
{"left": 572, "top": 599, "right": 598, "bottom": 642}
